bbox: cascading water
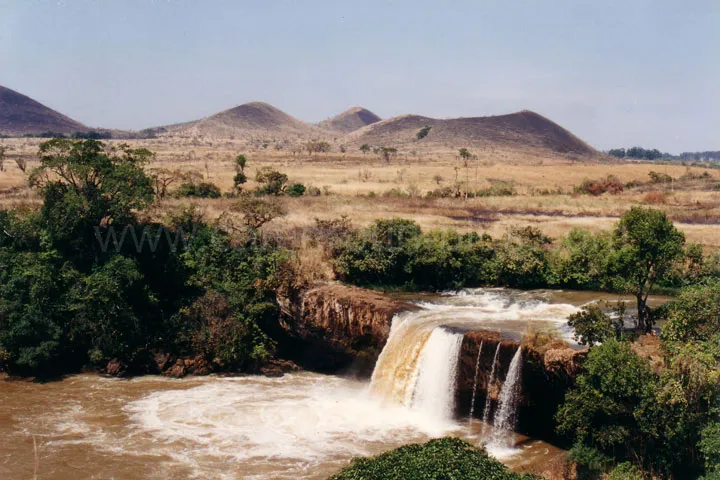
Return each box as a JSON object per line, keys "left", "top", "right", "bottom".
{"left": 369, "top": 313, "right": 434, "bottom": 406}
{"left": 491, "top": 346, "right": 523, "bottom": 447}
{"left": 482, "top": 343, "right": 502, "bottom": 431}
{"left": 467, "top": 341, "right": 484, "bottom": 425}
{"left": 410, "top": 328, "right": 464, "bottom": 421}
{"left": 370, "top": 312, "right": 463, "bottom": 424}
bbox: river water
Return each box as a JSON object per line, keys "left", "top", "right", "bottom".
{"left": 0, "top": 288, "right": 656, "bottom": 479}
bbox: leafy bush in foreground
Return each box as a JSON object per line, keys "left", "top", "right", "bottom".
{"left": 329, "top": 437, "right": 539, "bottom": 480}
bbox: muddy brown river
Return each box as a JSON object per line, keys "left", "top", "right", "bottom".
{"left": 0, "top": 289, "right": 665, "bottom": 479}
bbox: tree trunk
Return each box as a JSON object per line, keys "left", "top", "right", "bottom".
{"left": 636, "top": 292, "right": 650, "bottom": 333}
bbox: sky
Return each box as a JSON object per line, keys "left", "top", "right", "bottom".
{"left": 0, "top": 0, "right": 718, "bottom": 153}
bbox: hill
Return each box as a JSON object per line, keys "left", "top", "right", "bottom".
{"left": 0, "top": 85, "right": 86, "bottom": 136}
{"left": 317, "top": 106, "right": 381, "bottom": 134}
{"left": 344, "top": 110, "right": 595, "bottom": 156}
{"left": 156, "top": 101, "right": 327, "bottom": 139}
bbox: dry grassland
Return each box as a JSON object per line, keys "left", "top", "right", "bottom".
{"left": 1, "top": 137, "right": 719, "bottom": 249}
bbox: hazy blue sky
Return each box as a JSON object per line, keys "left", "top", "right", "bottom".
{"left": 1, "top": 0, "right": 717, "bottom": 152}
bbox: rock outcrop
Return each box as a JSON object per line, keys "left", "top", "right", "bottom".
{"left": 456, "top": 330, "right": 586, "bottom": 441}
{"left": 278, "top": 283, "right": 417, "bottom": 374}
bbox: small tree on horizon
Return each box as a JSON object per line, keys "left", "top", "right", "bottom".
{"left": 459, "top": 148, "right": 472, "bottom": 167}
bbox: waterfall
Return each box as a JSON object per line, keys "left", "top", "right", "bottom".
{"left": 468, "top": 341, "right": 484, "bottom": 425}
{"left": 370, "top": 314, "right": 434, "bottom": 406}
{"left": 481, "top": 343, "right": 502, "bottom": 430}
{"left": 410, "top": 328, "right": 464, "bottom": 421}
{"left": 491, "top": 347, "right": 523, "bottom": 447}
{"left": 370, "top": 312, "right": 463, "bottom": 423}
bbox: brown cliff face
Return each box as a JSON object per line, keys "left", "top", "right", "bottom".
{"left": 278, "top": 284, "right": 417, "bottom": 374}
{"left": 456, "top": 329, "right": 586, "bottom": 441}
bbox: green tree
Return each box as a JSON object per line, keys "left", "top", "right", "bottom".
{"left": 567, "top": 303, "right": 616, "bottom": 347}
{"left": 459, "top": 147, "right": 472, "bottom": 167}
{"left": 235, "top": 154, "right": 247, "bottom": 172}
{"left": 255, "top": 167, "right": 288, "bottom": 195}
{"left": 360, "top": 143, "right": 371, "bottom": 154}
{"left": 416, "top": 125, "right": 431, "bottom": 140}
{"left": 556, "top": 340, "right": 656, "bottom": 468}
{"left": 608, "top": 207, "right": 685, "bottom": 333}
{"left": 661, "top": 280, "right": 720, "bottom": 345}
{"left": 28, "top": 139, "right": 155, "bottom": 267}
{"left": 380, "top": 146, "right": 398, "bottom": 164}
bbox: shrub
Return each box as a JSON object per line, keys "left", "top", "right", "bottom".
{"left": 416, "top": 125, "right": 431, "bottom": 140}
{"left": 474, "top": 181, "right": 515, "bottom": 197}
{"left": 574, "top": 175, "right": 624, "bottom": 195}
{"left": 330, "top": 437, "right": 540, "bottom": 480}
{"left": 700, "top": 422, "right": 720, "bottom": 475}
{"left": 567, "top": 303, "right": 617, "bottom": 346}
{"left": 285, "top": 183, "right": 306, "bottom": 197}
{"left": 606, "top": 462, "right": 645, "bottom": 480}
{"left": 255, "top": 167, "right": 288, "bottom": 195}
{"left": 556, "top": 340, "right": 656, "bottom": 466}
{"left": 643, "top": 191, "right": 666, "bottom": 204}
{"left": 649, "top": 171, "right": 673, "bottom": 184}
{"left": 176, "top": 182, "right": 221, "bottom": 198}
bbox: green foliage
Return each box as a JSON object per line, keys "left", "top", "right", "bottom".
{"left": 567, "top": 304, "right": 616, "bottom": 347}
{"left": 700, "top": 422, "right": 720, "bottom": 475}
{"left": 608, "top": 207, "right": 685, "bottom": 332}
{"left": 492, "top": 227, "right": 551, "bottom": 289}
{"left": 29, "top": 139, "right": 155, "bottom": 265}
{"left": 0, "top": 141, "right": 289, "bottom": 376}
{"left": 558, "top": 334, "right": 720, "bottom": 477}
{"left": 330, "top": 437, "right": 540, "bottom": 480}
{"left": 331, "top": 219, "right": 498, "bottom": 290}
{"left": 176, "top": 182, "right": 222, "bottom": 198}
{"left": 606, "top": 462, "right": 645, "bottom": 480}
{"left": 568, "top": 443, "right": 611, "bottom": 479}
{"left": 235, "top": 154, "right": 247, "bottom": 172}
{"left": 256, "top": 167, "right": 288, "bottom": 195}
{"left": 233, "top": 171, "right": 248, "bottom": 190}
{"left": 285, "top": 183, "right": 306, "bottom": 197}
{"left": 359, "top": 144, "right": 371, "bottom": 154}
{"left": 549, "top": 229, "right": 612, "bottom": 290}
{"left": 416, "top": 125, "right": 432, "bottom": 140}
{"left": 661, "top": 280, "right": 720, "bottom": 345}
{"left": 649, "top": 171, "right": 673, "bottom": 184}
{"left": 556, "top": 340, "right": 656, "bottom": 462}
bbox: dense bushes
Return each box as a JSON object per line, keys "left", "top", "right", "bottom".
{"left": 176, "top": 181, "right": 222, "bottom": 198}
{"left": 331, "top": 218, "right": 497, "bottom": 290}
{"left": 330, "top": 208, "right": 703, "bottom": 302}
{"left": 0, "top": 140, "right": 289, "bottom": 376}
{"left": 330, "top": 437, "right": 540, "bottom": 480}
{"left": 558, "top": 280, "right": 720, "bottom": 478}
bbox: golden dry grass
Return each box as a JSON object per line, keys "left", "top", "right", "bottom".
{"left": 1, "top": 137, "right": 719, "bottom": 249}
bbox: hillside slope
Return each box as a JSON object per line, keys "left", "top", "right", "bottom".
{"left": 317, "top": 107, "right": 381, "bottom": 134}
{"left": 345, "top": 110, "right": 595, "bottom": 156}
{"left": 0, "top": 85, "right": 86, "bottom": 135}
{"left": 156, "top": 101, "right": 327, "bottom": 139}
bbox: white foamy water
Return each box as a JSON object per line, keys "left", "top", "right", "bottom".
{"left": 124, "top": 373, "right": 459, "bottom": 478}
{"left": 0, "top": 288, "right": 579, "bottom": 479}
{"left": 410, "top": 328, "right": 464, "bottom": 422}
{"left": 492, "top": 346, "right": 524, "bottom": 448}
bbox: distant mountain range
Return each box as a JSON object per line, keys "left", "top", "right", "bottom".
{"left": 0, "top": 84, "right": 595, "bottom": 157}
